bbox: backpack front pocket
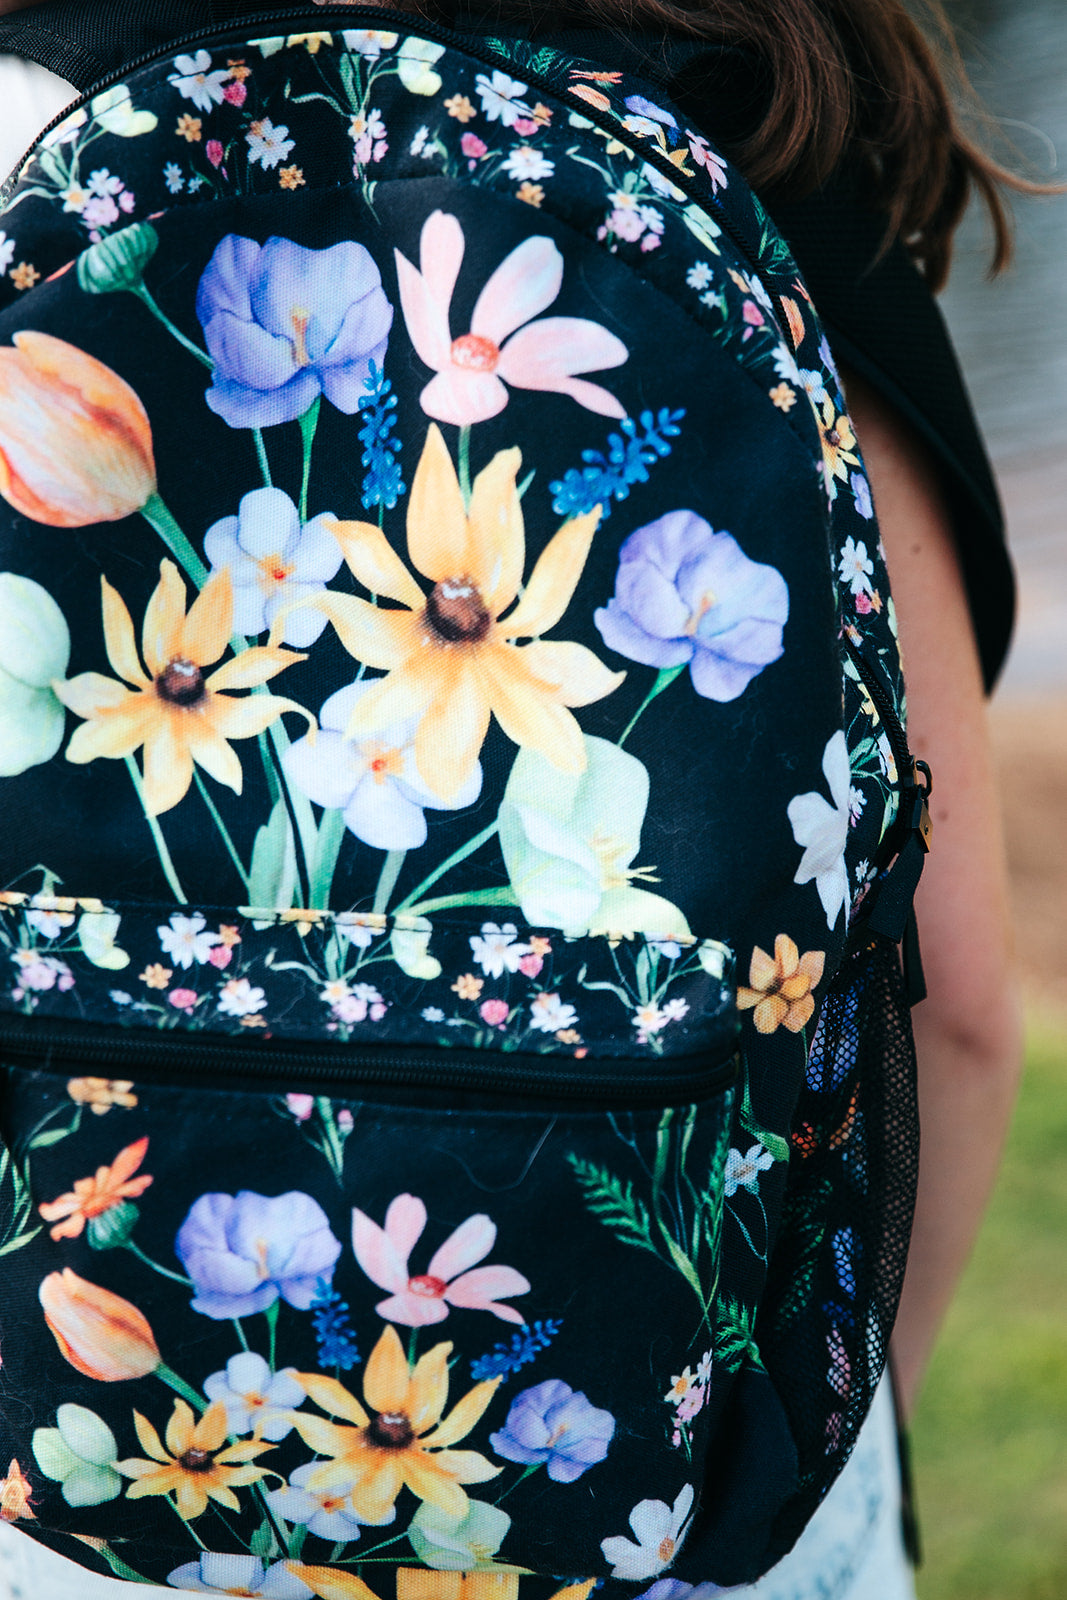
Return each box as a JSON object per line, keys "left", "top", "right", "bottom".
{"left": 0, "top": 1022, "right": 737, "bottom": 1594}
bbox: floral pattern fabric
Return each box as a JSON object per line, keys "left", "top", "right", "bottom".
{"left": 0, "top": 15, "right": 916, "bottom": 1595}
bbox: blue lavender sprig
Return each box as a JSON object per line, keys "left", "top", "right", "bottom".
{"left": 470, "top": 1319, "right": 563, "bottom": 1382}
{"left": 358, "top": 360, "right": 405, "bottom": 512}
{"left": 549, "top": 408, "right": 685, "bottom": 520}
{"left": 310, "top": 1279, "right": 361, "bottom": 1371}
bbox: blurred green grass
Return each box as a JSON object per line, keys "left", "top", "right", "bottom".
{"left": 913, "top": 1011, "right": 1067, "bottom": 1600}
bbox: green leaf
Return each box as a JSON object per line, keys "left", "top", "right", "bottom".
{"left": 77, "top": 222, "right": 159, "bottom": 294}
{"left": 28, "top": 1126, "right": 73, "bottom": 1149}
{"left": 0, "top": 1225, "right": 42, "bottom": 1253}
{"left": 250, "top": 1516, "right": 281, "bottom": 1558}
{"left": 247, "top": 798, "right": 297, "bottom": 917}
{"left": 568, "top": 1155, "right": 657, "bottom": 1254}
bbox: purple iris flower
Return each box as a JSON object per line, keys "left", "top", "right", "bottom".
{"left": 489, "top": 1378, "right": 614, "bottom": 1482}
{"left": 196, "top": 234, "right": 393, "bottom": 428}
{"left": 594, "top": 510, "right": 789, "bottom": 701}
{"left": 175, "top": 1190, "right": 342, "bottom": 1320}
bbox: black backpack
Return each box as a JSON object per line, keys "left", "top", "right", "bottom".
{"left": 0, "top": 11, "right": 930, "bottom": 1592}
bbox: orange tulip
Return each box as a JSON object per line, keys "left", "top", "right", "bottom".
{"left": 39, "top": 1268, "right": 160, "bottom": 1381}
{"left": 0, "top": 331, "right": 156, "bottom": 526}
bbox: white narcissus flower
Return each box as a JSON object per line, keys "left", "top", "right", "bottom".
{"left": 203, "top": 1352, "right": 305, "bottom": 1441}
{"left": 787, "top": 730, "right": 852, "bottom": 930}
{"left": 283, "top": 681, "right": 482, "bottom": 851}
{"left": 601, "top": 1482, "right": 695, "bottom": 1580}
{"left": 166, "top": 1553, "right": 313, "bottom": 1597}
{"left": 204, "top": 488, "right": 343, "bottom": 646}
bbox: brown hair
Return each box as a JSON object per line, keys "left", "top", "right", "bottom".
{"left": 429, "top": 0, "right": 1051, "bottom": 290}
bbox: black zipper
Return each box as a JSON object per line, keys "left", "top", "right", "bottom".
{"left": 841, "top": 631, "right": 913, "bottom": 793}
{"left": 0, "top": 1012, "right": 738, "bottom": 1104}
{"left": 1, "top": 5, "right": 785, "bottom": 321}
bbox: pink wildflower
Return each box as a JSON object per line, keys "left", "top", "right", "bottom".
{"left": 286, "top": 1093, "right": 315, "bottom": 1122}
{"left": 168, "top": 988, "right": 198, "bottom": 1013}
{"left": 479, "top": 998, "right": 510, "bottom": 1027}
{"left": 208, "top": 944, "right": 232, "bottom": 970}
{"left": 206, "top": 139, "right": 224, "bottom": 168}
{"left": 394, "top": 208, "right": 628, "bottom": 426}
{"left": 518, "top": 952, "right": 543, "bottom": 978}
{"left": 223, "top": 80, "right": 247, "bottom": 106}
{"left": 351, "top": 1191, "right": 530, "bottom": 1326}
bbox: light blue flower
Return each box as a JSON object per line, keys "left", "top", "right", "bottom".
{"left": 176, "top": 1189, "right": 342, "bottom": 1319}
{"left": 489, "top": 1378, "right": 614, "bottom": 1482}
{"left": 203, "top": 1351, "right": 304, "bottom": 1439}
{"left": 196, "top": 234, "right": 393, "bottom": 428}
{"left": 594, "top": 510, "right": 788, "bottom": 701}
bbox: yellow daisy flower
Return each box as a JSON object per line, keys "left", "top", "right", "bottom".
{"left": 288, "top": 1324, "right": 501, "bottom": 1523}
{"left": 117, "top": 1399, "right": 273, "bottom": 1520}
{"left": 816, "top": 400, "right": 860, "bottom": 485}
{"left": 55, "top": 560, "right": 308, "bottom": 815}
{"left": 303, "top": 425, "right": 623, "bottom": 800}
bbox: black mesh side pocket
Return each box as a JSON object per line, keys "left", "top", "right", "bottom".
{"left": 758, "top": 933, "right": 920, "bottom": 1563}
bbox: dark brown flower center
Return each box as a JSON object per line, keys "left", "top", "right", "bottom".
{"left": 178, "top": 1448, "right": 215, "bottom": 1473}
{"left": 425, "top": 577, "right": 491, "bottom": 644}
{"left": 368, "top": 1411, "right": 416, "bottom": 1450}
{"left": 157, "top": 657, "right": 206, "bottom": 707}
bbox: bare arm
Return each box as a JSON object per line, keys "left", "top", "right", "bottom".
{"left": 843, "top": 366, "right": 1024, "bottom": 1418}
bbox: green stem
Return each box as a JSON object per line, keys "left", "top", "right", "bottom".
{"left": 298, "top": 394, "right": 321, "bottom": 523}
{"left": 315, "top": 1096, "right": 346, "bottom": 1180}
{"left": 125, "top": 756, "right": 187, "bottom": 902}
{"left": 141, "top": 492, "right": 209, "bottom": 589}
{"left": 373, "top": 849, "right": 406, "bottom": 916}
{"left": 156, "top": 1362, "right": 207, "bottom": 1414}
{"left": 169, "top": 1493, "right": 209, "bottom": 1549}
{"left": 253, "top": 428, "right": 273, "bottom": 488}
{"left": 265, "top": 1299, "right": 279, "bottom": 1372}
{"left": 194, "top": 771, "right": 251, "bottom": 891}
{"left": 457, "top": 422, "right": 472, "bottom": 507}
{"left": 404, "top": 885, "right": 517, "bottom": 918}
{"left": 90, "top": 1543, "right": 157, "bottom": 1586}
{"left": 407, "top": 1326, "right": 419, "bottom": 1367}
{"left": 289, "top": 1525, "right": 308, "bottom": 1561}
{"left": 495, "top": 1463, "right": 542, "bottom": 1503}
{"left": 394, "top": 821, "right": 498, "bottom": 914}
{"left": 618, "top": 663, "right": 688, "bottom": 747}
{"left": 309, "top": 808, "right": 346, "bottom": 908}
{"left": 123, "top": 1239, "right": 193, "bottom": 1286}
{"left": 232, "top": 1317, "right": 250, "bottom": 1353}
{"left": 133, "top": 285, "right": 213, "bottom": 369}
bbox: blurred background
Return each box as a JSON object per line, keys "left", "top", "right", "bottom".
{"left": 911, "top": 1, "right": 1067, "bottom": 1596}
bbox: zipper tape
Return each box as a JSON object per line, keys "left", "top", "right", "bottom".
{"left": 0, "top": 1013, "right": 739, "bottom": 1104}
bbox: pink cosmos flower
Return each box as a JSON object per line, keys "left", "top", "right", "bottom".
{"left": 394, "top": 209, "right": 628, "bottom": 426}
{"left": 351, "top": 1192, "right": 530, "bottom": 1326}
{"left": 460, "top": 132, "right": 487, "bottom": 164}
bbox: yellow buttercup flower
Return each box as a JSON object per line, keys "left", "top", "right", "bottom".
{"left": 288, "top": 1324, "right": 501, "bottom": 1523}
{"left": 300, "top": 424, "right": 622, "bottom": 801}
{"left": 0, "top": 331, "right": 156, "bottom": 525}
{"left": 55, "top": 559, "right": 308, "bottom": 815}
{"left": 117, "top": 1398, "right": 273, "bottom": 1520}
